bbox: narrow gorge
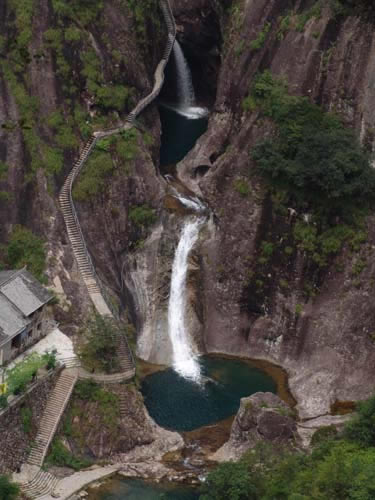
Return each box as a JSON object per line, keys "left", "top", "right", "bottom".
{"left": 1, "top": 0, "right": 375, "bottom": 499}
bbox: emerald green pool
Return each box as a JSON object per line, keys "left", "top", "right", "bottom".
{"left": 141, "top": 356, "right": 277, "bottom": 432}
{"left": 89, "top": 477, "right": 198, "bottom": 500}
{"left": 159, "top": 105, "right": 208, "bottom": 167}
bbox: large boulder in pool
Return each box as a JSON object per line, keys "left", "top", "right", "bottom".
{"left": 211, "top": 392, "right": 299, "bottom": 462}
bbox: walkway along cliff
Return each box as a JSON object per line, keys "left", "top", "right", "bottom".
{"left": 15, "top": 2, "right": 177, "bottom": 498}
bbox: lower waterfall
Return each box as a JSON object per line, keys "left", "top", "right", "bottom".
{"left": 168, "top": 217, "right": 203, "bottom": 381}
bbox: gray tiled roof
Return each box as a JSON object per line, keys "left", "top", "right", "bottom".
{"left": 0, "top": 271, "right": 16, "bottom": 286}
{"left": 0, "top": 293, "right": 29, "bottom": 341}
{"left": 1, "top": 270, "right": 52, "bottom": 316}
{"left": 0, "top": 269, "right": 52, "bottom": 343}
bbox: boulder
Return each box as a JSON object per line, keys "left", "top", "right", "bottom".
{"left": 212, "top": 392, "right": 299, "bottom": 462}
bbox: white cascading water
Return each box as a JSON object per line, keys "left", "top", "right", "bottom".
{"left": 172, "top": 40, "right": 208, "bottom": 119}
{"left": 174, "top": 39, "right": 195, "bottom": 108}
{"left": 168, "top": 217, "right": 203, "bottom": 381}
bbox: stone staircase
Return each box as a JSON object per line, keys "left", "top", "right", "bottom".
{"left": 14, "top": 4, "right": 176, "bottom": 498}
{"left": 61, "top": 356, "right": 81, "bottom": 369}
{"left": 20, "top": 470, "right": 59, "bottom": 499}
{"left": 58, "top": 0, "right": 176, "bottom": 380}
{"left": 117, "top": 333, "right": 135, "bottom": 373}
{"left": 27, "top": 370, "right": 78, "bottom": 468}
{"left": 119, "top": 391, "right": 128, "bottom": 418}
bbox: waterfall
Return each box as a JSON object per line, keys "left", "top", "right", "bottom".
{"left": 173, "top": 40, "right": 195, "bottom": 108}
{"left": 168, "top": 218, "right": 203, "bottom": 381}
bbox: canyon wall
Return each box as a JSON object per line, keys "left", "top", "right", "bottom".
{"left": 173, "top": 0, "right": 375, "bottom": 419}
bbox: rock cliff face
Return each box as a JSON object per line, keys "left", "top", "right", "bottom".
{"left": 172, "top": 0, "right": 375, "bottom": 419}
{"left": 0, "top": 0, "right": 167, "bottom": 335}
{"left": 2, "top": 0, "right": 375, "bottom": 426}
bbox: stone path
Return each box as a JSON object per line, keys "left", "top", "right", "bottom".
{"left": 27, "top": 369, "right": 78, "bottom": 468}
{"left": 38, "top": 465, "right": 120, "bottom": 500}
{"left": 16, "top": 2, "right": 176, "bottom": 498}
{"left": 20, "top": 470, "right": 59, "bottom": 500}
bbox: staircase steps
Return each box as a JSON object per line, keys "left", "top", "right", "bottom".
{"left": 21, "top": 470, "right": 59, "bottom": 499}
{"left": 57, "top": 0, "right": 175, "bottom": 380}
{"left": 26, "top": 371, "right": 78, "bottom": 468}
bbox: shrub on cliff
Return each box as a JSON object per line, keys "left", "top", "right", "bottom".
{"left": 129, "top": 204, "right": 156, "bottom": 228}
{"left": 79, "top": 312, "right": 122, "bottom": 374}
{"left": 344, "top": 394, "right": 375, "bottom": 447}
{"left": 249, "top": 71, "right": 375, "bottom": 219}
{"left": 0, "top": 475, "right": 19, "bottom": 500}
{"left": 3, "top": 225, "right": 46, "bottom": 282}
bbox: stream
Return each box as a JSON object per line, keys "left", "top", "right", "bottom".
{"left": 88, "top": 477, "right": 198, "bottom": 500}
{"left": 89, "top": 38, "right": 284, "bottom": 500}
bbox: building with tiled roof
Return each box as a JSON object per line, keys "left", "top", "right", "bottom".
{"left": 0, "top": 268, "right": 53, "bottom": 366}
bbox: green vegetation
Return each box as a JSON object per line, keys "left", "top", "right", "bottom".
{"left": 3, "top": 225, "right": 46, "bottom": 281}
{"left": 129, "top": 204, "right": 156, "bottom": 228}
{"left": 73, "top": 150, "right": 113, "bottom": 201}
{"left": 57, "top": 380, "right": 121, "bottom": 452}
{"left": 45, "top": 438, "right": 92, "bottom": 471}
{"left": 74, "top": 130, "right": 139, "bottom": 201}
{"left": 233, "top": 179, "right": 251, "bottom": 197}
{"left": 79, "top": 313, "right": 123, "bottom": 374}
{"left": 345, "top": 395, "right": 375, "bottom": 447}
{"left": 73, "top": 379, "right": 120, "bottom": 428}
{"left": 20, "top": 406, "right": 33, "bottom": 435}
{"left": 296, "top": 2, "right": 322, "bottom": 32}
{"left": 277, "top": 15, "right": 291, "bottom": 41}
{"left": 201, "top": 394, "right": 375, "bottom": 499}
{"left": 50, "top": 0, "right": 104, "bottom": 26}
{"left": 5, "top": 352, "right": 56, "bottom": 396}
{"left": 293, "top": 220, "right": 366, "bottom": 267}
{"left": 244, "top": 71, "right": 373, "bottom": 266}
{"left": 250, "top": 22, "right": 271, "bottom": 50}
{"left": 249, "top": 71, "right": 374, "bottom": 215}
{"left": 0, "top": 162, "right": 10, "bottom": 203}
{"left": 124, "top": 0, "right": 161, "bottom": 43}
{"left": 295, "top": 303, "right": 303, "bottom": 316}
{"left": 0, "top": 475, "right": 20, "bottom": 500}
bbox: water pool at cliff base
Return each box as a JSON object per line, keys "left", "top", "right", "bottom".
{"left": 88, "top": 477, "right": 198, "bottom": 500}
{"left": 141, "top": 355, "right": 277, "bottom": 432}
{"left": 159, "top": 105, "right": 208, "bottom": 167}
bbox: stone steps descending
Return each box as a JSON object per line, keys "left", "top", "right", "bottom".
{"left": 26, "top": 370, "right": 78, "bottom": 468}
{"left": 21, "top": 470, "right": 59, "bottom": 499}
{"left": 57, "top": 0, "right": 175, "bottom": 381}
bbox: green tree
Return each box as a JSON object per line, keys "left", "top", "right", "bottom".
{"left": 200, "top": 461, "right": 259, "bottom": 500}
{"left": 344, "top": 394, "right": 375, "bottom": 447}
{"left": 0, "top": 475, "right": 19, "bottom": 500}
{"left": 5, "top": 225, "right": 46, "bottom": 281}
{"left": 79, "top": 312, "right": 122, "bottom": 374}
{"left": 249, "top": 72, "right": 375, "bottom": 218}
{"left": 129, "top": 205, "right": 156, "bottom": 228}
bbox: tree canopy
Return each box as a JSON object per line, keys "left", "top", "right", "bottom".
{"left": 248, "top": 71, "right": 375, "bottom": 219}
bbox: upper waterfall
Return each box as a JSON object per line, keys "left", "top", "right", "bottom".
{"left": 171, "top": 40, "right": 208, "bottom": 120}
{"left": 174, "top": 39, "right": 195, "bottom": 108}
{"left": 168, "top": 218, "right": 203, "bottom": 381}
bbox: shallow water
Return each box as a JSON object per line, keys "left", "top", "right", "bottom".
{"left": 88, "top": 477, "right": 199, "bottom": 500}
{"left": 159, "top": 105, "right": 208, "bottom": 167}
{"left": 141, "top": 355, "right": 276, "bottom": 432}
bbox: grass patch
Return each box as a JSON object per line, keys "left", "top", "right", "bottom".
{"left": 45, "top": 438, "right": 92, "bottom": 470}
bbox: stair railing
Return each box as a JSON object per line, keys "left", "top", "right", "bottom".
{"left": 59, "top": 0, "right": 177, "bottom": 374}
